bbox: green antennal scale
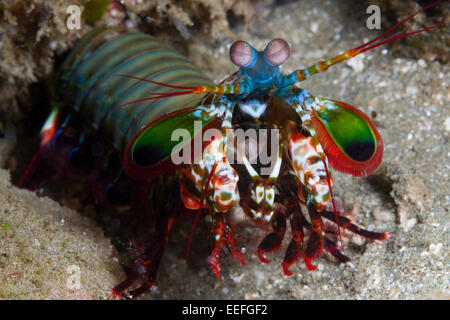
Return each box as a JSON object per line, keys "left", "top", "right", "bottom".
{"left": 311, "top": 99, "right": 383, "bottom": 177}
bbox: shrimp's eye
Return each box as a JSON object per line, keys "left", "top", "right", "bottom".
{"left": 229, "top": 40, "right": 256, "bottom": 67}
{"left": 264, "top": 38, "right": 290, "bottom": 66}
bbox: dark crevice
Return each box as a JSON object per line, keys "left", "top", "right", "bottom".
{"left": 366, "top": 171, "right": 396, "bottom": 210}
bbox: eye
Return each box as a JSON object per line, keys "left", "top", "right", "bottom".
{"left": 264, "top": 38, "right": 290, "bottom": 66}
{"left": 229, "top": 40, "right": 255, "bottom": 67}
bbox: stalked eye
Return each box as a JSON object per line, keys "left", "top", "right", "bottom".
{"left": 229, "top": 40, "right": 255, "bottom": 67}
{"left": 264, "top": 38, "right": 290, "bottom": 66}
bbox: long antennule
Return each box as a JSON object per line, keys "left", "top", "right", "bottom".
{"left": 354, "top": 22, "right": 449, "bottom": 54}
{"left": 185, "top": 162, "right": 218, "bottom": 258}
{"left": 113, "top": 74, "right": 196, "bottom": 90}
{"left": 109, "top": 90, "right": 197, "bottom": 114}
{"left": 353, "top": 0, "right": 445, "bottom": 52}
{"left": 321, "top": 157, "right": 343, "bottom": 251}
{"left": 110, "top": 75, "right": 256, "bottom": 113}
{"left": 109, "top": 74, "right": 199, "bottom": 113}
{"left": 282, "top": 0, "right": 449, "bottom": 86}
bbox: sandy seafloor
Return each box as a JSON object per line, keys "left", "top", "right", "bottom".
{"left": 0, "top": 0, "right": 448, "bottom": 299}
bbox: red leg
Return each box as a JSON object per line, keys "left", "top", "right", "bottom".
{"left": 304, "top": 204, "right": 325, "bottom": 271}
{"left": 208, "top": 214, "right": 244, "bottom": 278}
{"left": 18, "top": 150, "right": 43, "bottom": 188}
{"left": 324, "top": 238, "right": 350, "bottom": 263}
{"left": 320, "top": 210, "right": 389, "bottom": 241}
{"left": 282, "top": 207, "right": 306, "bottom": 276}
{"left": 19, "top": 110, "right": 96, "bottom": 189}
{"left": 257, "top": 210, "right": 287, "bottom": 263}
{"left": 111, "top": 217, "right": 173, "bottom": 299}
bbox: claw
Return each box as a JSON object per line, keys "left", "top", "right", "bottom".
{"left": 380, "top": 232, "right": 391, "bottom": 241}
{"left": 282, "top": 239, "right": 302, "bottom": 276}
{"left": 256, "top": 211, "right": 286, "bottom": 264}
{"left": 111, "top": 269, "right": 140, "bottom": 298}
{"left": 127, "top": 281, "right": 155, "bottom": 299}
{"left": 304, "top": 229, "right": 323, "bottom": 271}
{"left": 208, "top": 217, "right": 244, "bottom": 277}
{"left": 257, "top": 232, "right": 284, "bottom": 263}
{"left": 304, "top": 256, "right": 318, "bottom": 271}
{"left": 280, "top": 207, "right": 306, "bottom": 276}
{"left": 208, "top": 252, "right": 222, "bottom": 278}
{"left": 111, "top": 215, "right": 173, "bottom": 299}
{"left": 258, "top": 251, "right": 271, "bottom": 264}
{"left": 232, "top": 250, "right": 246, "bottom": 266}
{"left": 282, "top": 263, "right": 293, "bottom": 276}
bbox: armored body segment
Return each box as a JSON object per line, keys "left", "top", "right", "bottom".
{"left": 53, "top": 27, "right": 213, "bottom": 151}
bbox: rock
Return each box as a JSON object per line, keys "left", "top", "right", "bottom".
{"left": 0, "top": 169, "right": 124, "bottom": 299}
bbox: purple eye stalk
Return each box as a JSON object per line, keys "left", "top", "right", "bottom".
{"left": 229, "top": 38, "right": 290, "bottom": 70}
{"left": 264, "top": 38, "right": 290, "bottom": 66}
{"left": 229, "top": 40, "right": 258, "bottom": 68}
